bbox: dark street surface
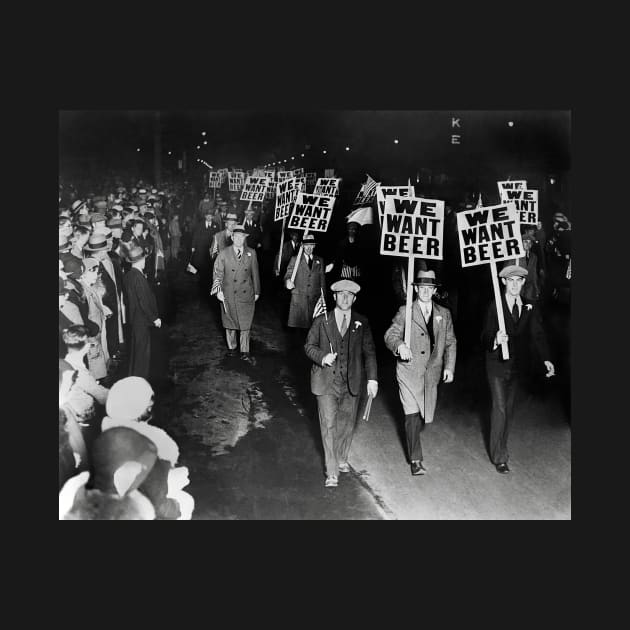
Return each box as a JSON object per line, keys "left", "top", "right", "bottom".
{"left": 150, "top": 259, "right": 570, "bottom": 520}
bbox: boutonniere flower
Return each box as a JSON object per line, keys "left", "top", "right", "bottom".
{"left": 435, "top": 315, "right": 442, "bottom": 323}
{"left": 525, "top": 304, "right": 533, "bottom": 311}
{"left": 247, "top": 252, "right": 251, "bottom": 257}
{"left": 353, "top": 321, "right": 362, "bottom": 332}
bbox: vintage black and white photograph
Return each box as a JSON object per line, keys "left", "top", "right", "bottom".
{"left": 58, "top": 110, "right": 571, "bottom": 520}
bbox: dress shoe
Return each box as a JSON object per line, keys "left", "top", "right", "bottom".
{"left": 338, "top": 462, "right": 350, "bottom": 473}
{"left": 226, "top": 348, "right": 238, "bottom": 357}
{"left": 495, "top": 463, "right": 510, "bottom": 474}
{"left": 241, "top": 353, "right": 256, "bottom": 365}
{"left": 411, "top": 461, "right": 426, "bottom": 476}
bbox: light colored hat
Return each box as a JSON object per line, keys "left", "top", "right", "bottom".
{"left": 106, "top": 377, "right": 154, "bottom": 421}
{"left": 413, "top": 269, "right": 439, "bottom": 286}
{"left": 90, "top": 213, "right": 107, "bottom": 224}
{"left": 302, "top": 234, "right": 316, "bottom": 244}
{"left": 499, "top": 264, "right": 528, "bottom": 278}
{"left": 331, "top": 279, "right": 361, "bottom": 294}
{"left": 225, "top": 212, "right": 238, "bottom": 222}
{"left": 84, "top": 233, "right": 109, "bottom": 251}
{"left": 83, "top": 258, "right": 100, "bottom": 271}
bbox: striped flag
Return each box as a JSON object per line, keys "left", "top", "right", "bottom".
{"left": 313, "top": 290, "right": 327, "bottom": 319}
{"left": 353, "top": 174, "right": 379, "bottom": 205}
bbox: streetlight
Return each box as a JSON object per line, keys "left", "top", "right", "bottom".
{"left": 168, "top": 151, "right": 172, "bottom": 155}
{"left": 345, "top": 146, "right": 350, "bottom": 151}
{"left": 202, "top": 132, "right": 206, "bottom": 136}
{"left": 508, "top": 121, "right": 514, "bottom": 127}
{"left": 322, "top": 149, "right": 327, "bottom": 154}
{"left": 394, "top": 139, "right": 399, "bottom": 144}
{"left": 301, "top": 153, "right": 304, "bottom": 157}
{"left": 197, "top": 145, "right": 201, "bottom": 149}
{"left": 137, "top": 148, "right": 141, "bottom": 152}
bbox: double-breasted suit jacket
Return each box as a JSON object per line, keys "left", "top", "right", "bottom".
{"left": 284, "top": 254, "right": 326, "bottom": 328}
{"left": 213, "top": 245, "right": 261, "bottom": 331}
{"left": 305, "top": 310, "right": 377, "bottom": 397}
{"left": 384, "top": 301, "right": 456, "bottom": 422}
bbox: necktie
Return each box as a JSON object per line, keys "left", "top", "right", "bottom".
{"left": 237, "top": 249, "right": 242, "bottom": 261}
{"left": 340, "top": 314, "right": 348, "bottom": 336}
{"left": 307, "top": 255, "right": 312, "bottom": 269}
{"left": 511, "top": 300, "right": 519, "bottom": 322}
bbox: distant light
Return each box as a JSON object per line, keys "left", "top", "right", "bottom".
{"left": 322, "top": 149, "right": 327, "bottom": 154}
{"left": 345, "top": 146, "right": 350, "bottom": 151}
{"left": 508, "top": 121, "right": 514, "bottom": 127}
{"left": 136, "top": 148, "right": 141, "bottom": 152}
{"left": 202, "top": 132, "right": 206, "bottom": 136}
{"left": 291, "top": 156, "right": 295, "bottom": 160}
{"left": 203, "top": 140, "right": 208, "bottom": 145}
{"left": 394, "top": 139, "right": 399, "bottom": 144}
{"left": 284, "top": 159, "right": 287, "bottom": 163}
{"left": 197, "top": 145, "right": 201, "bottom": 149}
{"left": 168, "top": 151, "right": 172, "bottom": 155}
{"left": 550, "top": 177, "right": 556, "bottom": 185}
{"left": 301, "top": 153, "right": 304, "bottom": 157}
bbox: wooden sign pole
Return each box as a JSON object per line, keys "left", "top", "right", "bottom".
{"left": 276, "top": 216, "right": 286, "bottom": 275}
{"left": 490, "top": 260, "right": 510, "bottom": 360}
{"left": 404, "top": 255, "right": 414, "bottom": 347}
{"left": 289, "top": 229, "right": 309, "bottom": 284}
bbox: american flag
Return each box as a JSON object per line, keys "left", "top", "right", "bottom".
{"left": 312, "top": 291, "right": 327, "bottom": 319}
{"left": 353, "top": 174, "right": 378, "bottom": 205}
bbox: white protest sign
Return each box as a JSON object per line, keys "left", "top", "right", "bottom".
{"left": 287, "top": 192, "right": 335, "bottom": 232}
{"left": 457, "top": 203, "right": 523, "bottom": 267}
{"left": 499, "top": 188, "right": 539, "bottom": 225}
{"left": 497, "top": 180, "right": 527, "bottom": 198}
{"left": 264, "top": 169, "right": 276, "bottom": 180}
{"left": 275, "top": 178, "right": 301, "bottom": 222}
{"left": 313, "top": 177, "right": 341, "bottom": 197}
{"left": 208, "top": 172, "right": 222, "bottom": 188}
{"left": 229, "top": 173, "right": 245, "bottom": 192}
{"left": 277, "top": 171, "right": 293, "bottom": 182}
{"left": 240, "top": 176, "right": 270, "bottom": 202}
{"left": 379, "top": 196, "right": 444, "bottom": 259}
{"left": 293, "top": 167, "right": 304, "bottom": 177}
{"left": 294, "top": 176, "right": 306, "bottom": 191}
{"left": 376, "top": 185, "right": 414, "bottom": 219}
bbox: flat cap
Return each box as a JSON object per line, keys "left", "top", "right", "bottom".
{"left": 331, "top": 279, "right": 361, "bottom": 294}
{"left": 499, "top": 264, "right": 528, "bottom": 278}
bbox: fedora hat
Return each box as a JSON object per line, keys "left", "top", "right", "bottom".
{"left": 84, "top": 233, "right": 109, "bottom": 252}
{"left": 302, "top": 234, "right": 316, "bottom": 245}
{"left": 413, "top": 270, "right": 439, "bottom": 286}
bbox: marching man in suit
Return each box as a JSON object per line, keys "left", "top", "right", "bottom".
{"left": 384, "top": 270, "right": 457, "bottom": 476}
{"left": 481, "top": 264, "right": 555, "bottom": 473}
{"left": 304, "top": 280, "right": 378, "bottom": 488}
{"left": 212, "top": 224, "right": 261, "bottom": 363}
{"left": 284, "top": 233, "right": 326, "bottom": 337}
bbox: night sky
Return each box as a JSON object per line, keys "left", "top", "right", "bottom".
{"left": 59, "top": 110, "right": 570, "bottom": 180}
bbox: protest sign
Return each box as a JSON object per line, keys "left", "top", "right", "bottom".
{"left": 240, "top": 176, "right": 270, "bottom": 202}
{"left": 379, "top": 196, "right": 444, "bottom": 259}
{"left": 497, "top": 180, "right": 527, "bottom": 199}
{"left": 287, "top": 192, "right": 335, "bottom": 232}
{"left": 313, "top": 177, "right": 341, "bottom": 197}
{"left": 275, "top": 178, "right": 301, "bottom": 222}
{"left": 264, "top": 169, "right": 276, "bottom": 180}
{"left": 306, "top": 172, "right": 317, "bottom": 186}
{"left": 376, "top": 185, "right": 414, "bottom": 220}
{"left": 294, "top": 176, "right": 306, "bottom": 192}
{"left": 499, "top": 188, "right": 539, "bottom": 225}
{"left": 457, "top": 202, "right": 525, "bottom": 360}
{"left": 293, "top": 167, "right": 304, "bottom": 177}
{"left": 457, "top": 203, "right": 523, "bottom": 267}
{"left": 379, "top": 195, "right": 445, "bottom": 345}
{"left": 229, "top": 173, "right": 245, "bottom": 192}
{"left": 277, "top": 171, "right": 293, "bottom": 182}
{"left": 208, "top": 172, "right": 222, "bottom": 188}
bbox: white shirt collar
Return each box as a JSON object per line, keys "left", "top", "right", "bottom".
{"left": 506, "top": 294, "right": 523, "bottom": 309}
